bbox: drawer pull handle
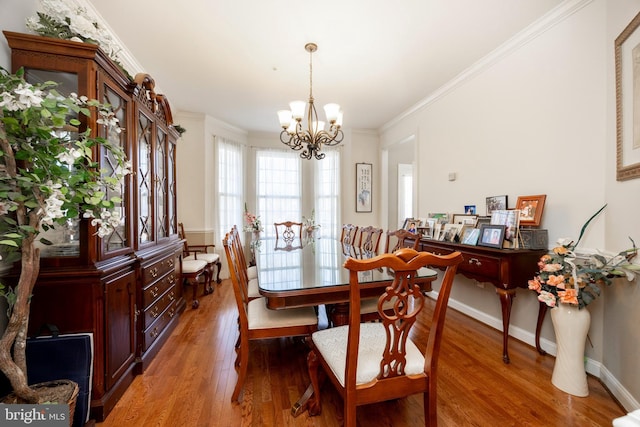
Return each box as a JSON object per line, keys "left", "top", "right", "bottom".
{"left": 468, "top": 258, "right": 482, "bottom": 266}
{"left": 168, "top": 309, "right": 175, "bottom": 318}
{"left": 168, "top": 274, "right": 176, "bottom": 284}
{"left": 168, "top": 259, "right": 174, "bottom": 268}
{"left": 150, "top": 267, "right": 159, "bottom": 278}
{"left": 168, "top": 291, "right": 175, "bottom": 301}
{"left": 150, "top": 327, "right": 159, "bottom": 339}
{"left": 151, "top": 307, "right": 160, "bottom": 318}
{"left": 150, "top": 286, "right": 159, "bottom": 298}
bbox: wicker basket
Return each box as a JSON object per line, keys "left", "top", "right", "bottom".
{"left": 2, "top": 379, "right": 79, "bottom": 426}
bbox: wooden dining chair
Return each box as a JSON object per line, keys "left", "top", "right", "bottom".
{"left": 230, "top": 225, "right": 260, "bottom": 300}
{"left": 357, "top": 226, "right": 383, "bottom": 253}
{"left": 341, "top": 224, "right": 359, "bottom": 246}
{"left": 306, "top": 248, "right": 463, "bottom": 426}
{"left": 384, "top": 228, "right": 420, "bottom": 253}
{"left": 274, "top": 221, "right": 303, "bottom": 240}
{"left": 223, "top": 232, "right": 319, "bottom": 403}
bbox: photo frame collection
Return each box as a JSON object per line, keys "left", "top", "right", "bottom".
{"left": 420, "top": 193, "right": 546, "bottom": 248}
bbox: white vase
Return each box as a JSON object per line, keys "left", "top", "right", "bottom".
{"left": 550, "top": 304, "right": 591, "bottom": 397}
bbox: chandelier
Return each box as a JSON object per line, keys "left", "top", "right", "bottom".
{"left": 277, "top": 43, "right": 343, "bottom": 160}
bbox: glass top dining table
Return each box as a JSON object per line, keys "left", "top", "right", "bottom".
{"left": 254, "top": 236, "right": 438, "bottom": 311}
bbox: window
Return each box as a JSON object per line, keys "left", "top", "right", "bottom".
{"left": 314, "top": 150, "right": 340, "bottom": 238}
{"left": 255, "top": 150, "right": 302, "bottom": 237}
{"left": 217, "top": 137, "right": 244, "bottom": 241}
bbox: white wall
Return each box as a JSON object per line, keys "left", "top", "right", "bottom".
{"left": 380, "top": 0, "right": 640, "bottom": 410}
{"left": 604, "top": 0, "right": 640, "bottom": 409}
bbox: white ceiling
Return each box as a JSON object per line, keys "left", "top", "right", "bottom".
{"left": 87, "top": 0, "right": 564, "bottom": 133}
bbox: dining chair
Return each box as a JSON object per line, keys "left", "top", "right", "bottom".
{"left": 179, "top": 223, "right": 222, "bottom": 304}
{"left": 230, "top": 225, "right": 258, "bottom": 280}
{"left": 357, "top": 226, "right": 383, "bottom": 253}
{"left": 306, "top": 248, "right": 463, "bottom": 426}
{"left": 341, "top": 224, "right": 359, "bottom": 246}
{"left": 384, "top": 228, "right": 420, "bottom": 253}
{"left": 223, "top": 232, "right": 319, "bottom": 403}
{"left": 274, "top": 221, "right": 303, "bottom": 241}
{"left": 229, "top": 226, "right": 261, "bottom": 301}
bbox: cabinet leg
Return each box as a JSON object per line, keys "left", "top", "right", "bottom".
{"left": 495, "top": 288, "right": 515, "bottom": 364}
{"left": 535, "top": 301, "right": 548, "bottom": 355}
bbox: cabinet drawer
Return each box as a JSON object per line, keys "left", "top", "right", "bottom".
{"left": 458, "top": 253, "right": 500, "bottom": 280}
{"left": 142, "top": 272, "right": 177, "bottom": 308}
{"left": 143, "top": 286, "right": 177, "bottom": 329}
{"left": 142, "top": 300, "right": 177, "bottom": 352}
{"left": 142, "top": 254, "right": 177, "bottom": 285}
{"left": 421, "top": 244, "right": 455, "bottom": 257}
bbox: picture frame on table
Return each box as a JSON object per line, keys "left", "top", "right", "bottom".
{"left": 452, "top": 214, "right": 478, "bottom": 226}
{"left": 486, "top": 195, "right": 508, "bottom": 215}
{"left": 442, "top": 223, "right": 463, "bottom": 242}
{"left": 402, "top": 218, "right": 420, "bottom": 233}
{"left": 515, "top": 194, "right": 546, "bottom": 227}
{"left": 428, "top": 213, "right": 450, "bottom": 224}
{"left": 615, "top": 11, "right": 640, "bottom": 181}
{"left": 464, "top": 205, "right": 476, "bottom": 214}
{"left": 461, "top": 227, "right": 480, "bottom": 245}
{"left": 355, "top": 163, "right": 372, "bottom": 212}
{"left": 478, "top": 224, "right": 506, "bottom": 249}
{"left": 490, "top": 209, "right": 520, "bottom": 243}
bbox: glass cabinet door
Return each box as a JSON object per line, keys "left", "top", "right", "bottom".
{"left": 168, "top": 139, "right": 177, "bottom": 237}
{"left": 137, "top": 111, "right": 153, "bottom": 246}
{"left": 24, "top": 69, "right": 82, "bottom": 258}
{"left": 100, "top": 82, "right": 130, "bottom": 255}
{"left": 155, "top": 127, "right": 168, "bottom": 240}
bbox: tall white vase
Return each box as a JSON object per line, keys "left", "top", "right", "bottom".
{"left": 550, "top": 304, "right": 591, "bottom": 397}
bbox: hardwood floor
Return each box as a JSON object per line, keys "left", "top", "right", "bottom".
{"left": 97, "top": 280, "right": 625, "bottom": 426}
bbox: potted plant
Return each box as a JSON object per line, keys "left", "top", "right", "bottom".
{"left": 0, "top": 66, "right": 130, "bottom": 404}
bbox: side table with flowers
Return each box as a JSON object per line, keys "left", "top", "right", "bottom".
{"left": 528, "top": 205, "right": 639, "bottom": 396}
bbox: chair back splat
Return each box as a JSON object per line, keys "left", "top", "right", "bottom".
{"left": 384, "top": 228, "right": 420, "bottom": 253}
{"left": 357, "top": 226, "right": 383, "bottom": 253}
{"left": 341, "top": 224, "right": 359, "bottom": 246}
{"left": 306, "top": 248, "right": 463, "bottom": 426}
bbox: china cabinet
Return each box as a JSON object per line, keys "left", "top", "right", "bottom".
{"left": 3, "top": 31, "right": 184, "bottom": 420}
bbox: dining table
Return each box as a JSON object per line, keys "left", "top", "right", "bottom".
{"left": 254, "top": 235, "right": 439, "bottom": 416}
{"left": 255, "top": 235, "right": 438, "bottom": 324}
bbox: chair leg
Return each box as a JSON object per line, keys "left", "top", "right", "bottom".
{"left": 424, "top": 379, "right": 437, "bottom": 426}
{"left": 203, "top": 267, "right": 213, "bottom": 295}
{"left": 344, "top": 400, "right": 357, "bottom": 427}
{"left": 232, "top": 334, "right": 249, "bottom": 402}
{"left": 307, "top": 350, "right": 322, "bottom": 416}
{"left": 215, "top": 259, "right": 222, "bottom": 284}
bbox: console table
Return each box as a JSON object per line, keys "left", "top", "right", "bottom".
{"left": 419, "top": 239, "right": 547, "bottom": 363}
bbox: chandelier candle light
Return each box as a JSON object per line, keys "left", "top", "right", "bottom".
{"left": 277, "top": 43, "right": 343, "bottom": 160}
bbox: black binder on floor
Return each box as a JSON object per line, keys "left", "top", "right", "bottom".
{"left": 26, "top": 329, "right": 93, "bottom": 427}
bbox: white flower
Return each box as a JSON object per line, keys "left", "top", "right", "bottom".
{"left": 56, "top": 148, "right": 83, "bottom": 166}
{"left": 556, "top": 238, "right": 573, "bottom": 247}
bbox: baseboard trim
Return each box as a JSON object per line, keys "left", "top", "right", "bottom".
{"left": 431, "top": 291, "right": 636, "bottom": 411}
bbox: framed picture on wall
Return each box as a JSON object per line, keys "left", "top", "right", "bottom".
{"left": 356, "top": 163, "right": 372, "bottom": 212}
{"left": 615, "top": 11, "right": 640, "bottom": 181}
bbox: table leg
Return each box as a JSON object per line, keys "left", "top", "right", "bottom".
{"left": 291, "top": 384, "right": 314, "bottom": 417}
{"left": 495, "top": 288, "right": 515, "bottom": 364}
{"left": 535, "top": 301, "right": 548, "bottom": 355}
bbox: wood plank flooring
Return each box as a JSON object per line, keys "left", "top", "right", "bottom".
{"left": 97, "top": 280, "right": 625, "bottom": 426}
